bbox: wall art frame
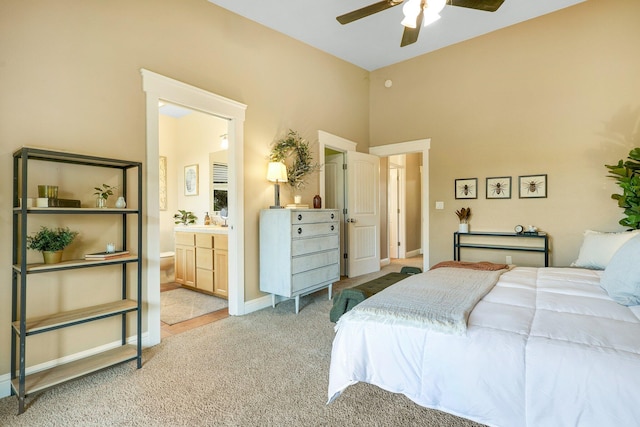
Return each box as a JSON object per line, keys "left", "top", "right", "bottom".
{"left": 519, "top": 174, "right": 547, "bottom": 198}
{"left": 184, "top": 164, "right": 199, "bottom": 196}
{"left": 455, "top": 178, "right": 478, "bottom": 199}
{"left": 159, "top": 156, "right": 167, "bottom": 210}
{"left": 486, "top": 176, "right": 511, "bottom": 199}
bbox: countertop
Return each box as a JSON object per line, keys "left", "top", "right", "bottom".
{"left": 174, "top": 225, "right": 229, "bottom": 234}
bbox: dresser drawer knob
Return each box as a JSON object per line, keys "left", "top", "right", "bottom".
{"left": 330, "top": 225, "right": 335, "bottom": 231}
{"left": 330, "top": 213, "right": 335, "bottom": 219}
{"left": 297, "top": 227, "right": 302, "bottom": 235}
{"left": 297, "top": 214, "right": 302, "bottom": 221}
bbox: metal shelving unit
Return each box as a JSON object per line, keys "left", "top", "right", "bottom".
{"left": 453, "top": 231, "right": 549, "bottom": 267}
{"left": 11, "top": 147, "right": 143, "bottom": 414}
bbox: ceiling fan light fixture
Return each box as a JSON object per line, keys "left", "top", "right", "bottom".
{"left": 401, "top": 0, "right": 421, "bottom": 28}
{"left": 425, "top": 0, "right": 446, "bottom": 15}
{"left": 422, "top": 12, "right": 442, "bottom": 26}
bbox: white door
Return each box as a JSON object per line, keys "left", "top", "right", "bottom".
{"left": 389, "top": 166, "right": 399, "bottom": 259}
{"left": 325, "top": 153, "right": 346, "bottom": 276}
{"left": 346, "top": 151, "right": 380, "bottom": 277}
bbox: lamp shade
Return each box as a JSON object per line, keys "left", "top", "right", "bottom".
{"left": 267, "top": 161, "right": 288, "bottom": 183}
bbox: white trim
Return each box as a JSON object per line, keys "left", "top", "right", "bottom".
{"left": 141, "top": 69, "right": 247, "bottom": 347}
{"left": 370, "top": 139, "right": 431, "bottom": 272}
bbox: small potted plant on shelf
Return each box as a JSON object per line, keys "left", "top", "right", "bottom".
{"left": 174, "top": 210, "right": 197, "bottom": 225}
{"left": 27, "top": 226, "right": 79, "bottom": 264}
{"left": 93, "top": 183, "right": 118, "bottom": 208}
{"left": 456, "top": 207, "right": 471, "bottom": 233}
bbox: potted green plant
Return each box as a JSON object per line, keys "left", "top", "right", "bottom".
{"left": 27, "top": 226, "right": 79, "bottom": 264}
{"left": 174, "top": 210, "right": 197, "bottom": 225}
{"left": 456, "top": 207, "right": 471, "bottom": 233}
{"left": 269, "top": 129, "right": 321, "bottom": 202}
{"left": 93, "top": 183, "right": 118, "bottom": 208}
{"left": 606, "top": 147, "right": 640, "bottom": 229}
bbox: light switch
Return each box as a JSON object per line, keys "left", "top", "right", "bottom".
{"left": 435, "top": 201, "right": 444, "bottom": 210}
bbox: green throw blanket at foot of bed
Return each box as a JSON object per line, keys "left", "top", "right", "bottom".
{"left": 330, "top": 269, "right": 420, "bottom": 322}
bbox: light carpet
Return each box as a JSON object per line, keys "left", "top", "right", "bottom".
{"left": 0, "top": 259, "right": 484, "bottom": 426}
{"left": 161, "top": 288, "right": 228, "bottom": 325}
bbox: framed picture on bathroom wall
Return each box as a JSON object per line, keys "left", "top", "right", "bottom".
{"left": 184, "top": 164, "right": 199, "bottom": 196}
{"left": 159, "top": 156, "right": 168, "bottom": 210}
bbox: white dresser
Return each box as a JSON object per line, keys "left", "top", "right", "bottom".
{"left": 260, "top": 208, "right": 340, "bottom": 313}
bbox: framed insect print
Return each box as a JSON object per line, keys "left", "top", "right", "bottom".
{"left": 455, "top": 178, "right": 477, "bottom": 199}
{"left": 519, "top": 174, "right": 547, "bottom": 198}
{"left": 486, "top": 176, "right": 511, "bottom": 199}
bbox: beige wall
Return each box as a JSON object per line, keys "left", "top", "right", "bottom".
{"left": 405, "top": 153, "right": 422, "bottom": 253}
{"left": 370, "top": 0, "right": 640, "bottom": 267}
{"left": 0, "top": 0, "right": 369, "bottom": 374}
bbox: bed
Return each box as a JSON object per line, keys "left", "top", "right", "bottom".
{"left": 328, "top": 231, "right": 640, "bottom": 427}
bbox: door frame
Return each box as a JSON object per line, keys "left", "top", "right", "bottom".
{"left": 318, "top": 131, "right": 357, "bottom": 275}
{"left": 141, "top": 69, "right": 247, "bottom": 347}
{"left": 370, "top": 139, "right": 430, "bottom": 272}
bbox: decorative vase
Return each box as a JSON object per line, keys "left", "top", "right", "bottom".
{"left": 96, "top": 197, "right": 107, "bottom": 208}
{"left": 313, "top": 195, "right": 322, "bottom": 209}
{"left": 43, "top": 250, "right": 63, "bottom": 264}
{"left": 294, "top": 195, "right": 302, "bottom": 204}
{"left": 115, "top": 196, "right": 126, "bottom": 208}
{"left": 459, "top": 223, "right": 469, "bottom": 233}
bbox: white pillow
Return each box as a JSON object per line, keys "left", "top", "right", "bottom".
{"left": 600, "top": 234, "right": 640, "bottom": 306}
{"left": 571, "top": 229, "right": 640, "bottom": 270}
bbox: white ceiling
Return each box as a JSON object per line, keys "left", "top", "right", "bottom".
{"left": 207, "top": 0, "right": 585, "bottom": 71}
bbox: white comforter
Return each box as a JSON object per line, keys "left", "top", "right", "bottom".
{"left": 328, "top": 267, "right": 640, "bottom": 427}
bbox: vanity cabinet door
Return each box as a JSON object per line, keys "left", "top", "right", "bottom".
{"left": 175, "top": 232, "right": 195, "bottom": 287}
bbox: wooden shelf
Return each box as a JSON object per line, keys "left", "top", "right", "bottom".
{"left": 13, "top": 207, "right": 139, "bottom": 214}
{"left": 12, "top": 300, "right": 138, "bottom": 335}
{"left": 10, "top": 345, "right": 138, "bottom": 396}
{"left": 12, "top": 147, "right": 143, "bottom": 414}
{"left": 13, "top": 256, "right": 139, "bottom": 273}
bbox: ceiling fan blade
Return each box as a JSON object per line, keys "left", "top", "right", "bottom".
{"left": 448, "top": 0, "right": 505, "bottom": 12}
{"left": 337, "top": 0, "right": 403, "bottom": 25}
{"left": 400, "top": 9, "right": 423, "bottom": 47}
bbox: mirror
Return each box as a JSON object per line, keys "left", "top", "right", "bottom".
{"left": 220, "top": 207, "right": 228, "bottom": 227}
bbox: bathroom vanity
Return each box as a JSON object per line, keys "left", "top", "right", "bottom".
{"left": 174, "top": 226, "right": 228, "bottom": 298}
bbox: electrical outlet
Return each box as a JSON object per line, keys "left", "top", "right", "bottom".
{"left": 506, "top": 256, "right": 513, "bottom": 264}
{"left": 435, "top": 201, "right": 444, "bottom": 210}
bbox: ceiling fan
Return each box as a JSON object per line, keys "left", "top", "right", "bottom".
{"left": 337, "top": 0, "right": 505, "bottom": 47}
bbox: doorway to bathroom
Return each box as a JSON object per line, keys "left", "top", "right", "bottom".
{"left": 157, "top": 101, "right": 230, "bottom": 336}
{"left": 142, "top": 69, "right": 247, "bottom": 346}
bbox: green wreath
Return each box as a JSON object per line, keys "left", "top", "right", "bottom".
{"left": 269, "top": 129, "right": 319, "bottom": 190}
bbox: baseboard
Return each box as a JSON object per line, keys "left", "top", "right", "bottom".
{"left": 242, "top": 294, "right": 273, "bottom": 314}
{"left": 406, "top": 249, "right": 422, "bottom": 258}
{"left": 0, "top": 332, "right": 149, "bottom": 399}
{"left": 380, "top": 258, "right": 390, "bottom": 266}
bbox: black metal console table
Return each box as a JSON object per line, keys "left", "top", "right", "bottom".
{"left": 453, "top": 231, "right": 549, "bottom": 267}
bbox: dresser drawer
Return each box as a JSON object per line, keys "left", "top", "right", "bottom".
{"left": 292, "top": 235, "right": 339, "bottom": 256}
{"left": 292, "top": 249, "right": 339, "bottom": 274}
{"left": 196, "top": 233, "right": 214, "bottom": 248}
{"left": 175, "top": 232, "right": 195, "bottom": 246}
{"left": 291, "top": 210, "right": 337, "bottom": 224}
{"left": 196, "top": 247, "right": 213, "bottom": 269}
{"left": 292, "top": 264, "right": 339, "bottom": 293}
{"left": 291, "top": 222, "right": 338, "bottom": 239}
